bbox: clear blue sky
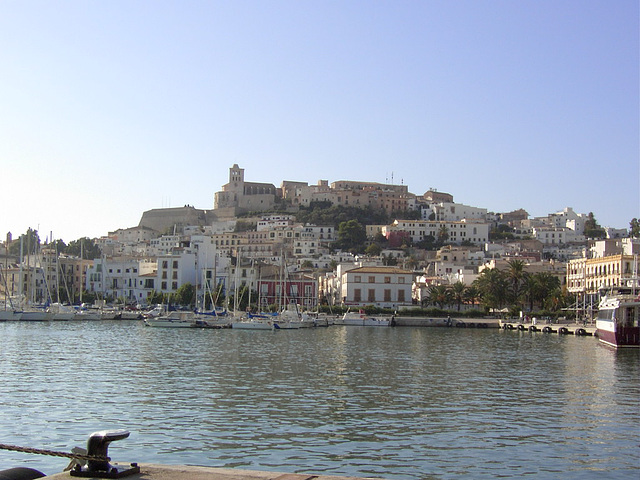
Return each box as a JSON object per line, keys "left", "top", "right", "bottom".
{"left": 1, "top": 0, "right": 638, "bottom": 243}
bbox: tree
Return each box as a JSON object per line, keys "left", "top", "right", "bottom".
{"left": 473, "top": 268, "right": 508, "bottom": 311}
{"left": 176, "top": 283, "right": 196, "bottom": 307}
{"left": 147, "top": 290, "right": 164, "bottom": 305}
{"left": 365, "top": 243, "right": 382, "bottom": 256}
{"left": 584, "top": 212, "right": 606, "bottom": 239}
{"left": 437, "top": 225, "right": 449, "bottom": 244}
{"left": 506, "top": 259, "right": 528, "bottom": 309}
{"left": 532, "top": 272, "right": 561, "bottom": 310}
{"left": 66, "top": 237, "right": 102, "bottom": 259}
{"left": 463, "top": 285, "right": 481, "bottom": 308}
{"left": 490, "top": 224, "right": 515, "bottom": 241}
{"left": 630, "top": 218, "right": 640, "bottom": 238}
{"left": 449, "top": 281, "right": 467, "bottom": 311}
{"left": 8, "top": 228, "right": 40, "bottom": 256}
{"left": 427, "top": 284, "right": 453, "bottom": 309}
{"left": 337, "top": 220, "right": 367, "bottom": 252}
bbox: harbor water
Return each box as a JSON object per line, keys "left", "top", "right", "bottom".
{"left": 0, "top": 320, "right": 638, "bottom": 479}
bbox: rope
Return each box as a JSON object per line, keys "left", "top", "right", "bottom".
{"left": 0, "top": 443, "right": 110, "bottom": 462}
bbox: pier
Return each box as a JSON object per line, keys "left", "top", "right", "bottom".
{"left": 42, "top": 464, "right": 385, "bottom": 480}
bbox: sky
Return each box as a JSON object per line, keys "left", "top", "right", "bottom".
{"left": 1, "top": 0, "right": 638, "bottom": 244}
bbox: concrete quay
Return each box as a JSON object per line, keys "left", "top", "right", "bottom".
{"left": 393, "top": 316, "right": 500, "bottom": 328}
{"left": 42, "top": 464, "right": 386, "bottom": 480}
{"left": 392, "top": 316, "right": 596, "bottom": 337}
{"left": 499, "top": 320, "right": 596, "bottom": 337}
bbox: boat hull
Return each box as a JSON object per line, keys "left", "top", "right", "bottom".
{"left": 595, "top": 293, "right": 640, "bottom": 348}
{"left": 232, "top": 320, "right": 278, "bottom": 330}
{"left": 0, "top": 311, "right": 22, "bottom": 321}
{"left": 596, "top": 320, "right": 640, "bottom": 348}
{"left": 145, "top": 318, "right": 194, "bottom": 328}
{"left": 338, "top": 312, "right": 390, "bottom": 326}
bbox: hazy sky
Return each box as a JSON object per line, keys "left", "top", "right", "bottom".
{"left": 1, "top": 0, "right": 638, "bottom": 243}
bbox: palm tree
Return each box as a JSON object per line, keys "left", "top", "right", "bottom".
{"left": 463, "top": 285, "right": 481, "bottom": 309}
{"left": 506, "top": 259, "right": 527, "bottom": 309}
{"left": 437, "top": 225, "right": 449, "bottom": 244}
{"left": 449, "top": 281, "right": 466, "bottom": 311}
{"left": 473, "top": 268, "right": 508, "bottom": 311}
{"left": 428, "top": 284, "right": 452, "bottom": 310}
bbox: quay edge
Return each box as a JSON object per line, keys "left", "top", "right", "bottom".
{"left": 392, "top": 316, "right": 500, "bottom": 328}
{"left": 42, "top": 464, "right": 387, "bottom": 480}
{"left": 393, "top": 316, "right": 598, "bottom": 337}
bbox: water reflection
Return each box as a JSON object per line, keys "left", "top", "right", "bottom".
{"left": 0, "top": 322, "right": 638, "bottom": 479}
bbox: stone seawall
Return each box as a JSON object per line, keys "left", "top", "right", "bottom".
{"left": 393, "top": 317, "right": 501, "bottom": 328}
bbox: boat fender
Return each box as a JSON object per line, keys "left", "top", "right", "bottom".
{"left": 455, "top": 322, "right": 466, "bottom": 328}
{"left": 558, "top": 327, "right": 569, "bottom": 335}
{"left": 542, "top": 326, "right": 553, "bottom": 333}
{"left": 576, "top": 328, "right": 587, "bottom": 336}
{"left": 517, "top": 324, "right": 525, "bottom": 331}
{"left": 529, "top": 325, "right": 538, "bottom": 332}
{"left": 506, "top": 324, "right": 514, "bottom": 330}
{"left": 0, "top": 468, "right": 45, "bottom": 480}
{"left": 468, "top": 322, "right": 475, "bottom": 328}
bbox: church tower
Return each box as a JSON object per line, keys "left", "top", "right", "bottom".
{"left": 229, "top": 164, "right": 244, "bottom": 192}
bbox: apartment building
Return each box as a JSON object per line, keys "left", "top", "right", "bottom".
{"left": 384, "top": 219, "right": 490, "bottom": 246}
{"left": 567, "top": 238, "right": 640, "bottom": 296}
{"left": 341, "top": 266, "right": 413, "bottom": 308}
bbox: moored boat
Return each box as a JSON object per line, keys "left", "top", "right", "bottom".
{"left": 337, "top": 310, "right": 391, "bottom": 326}
{"left": 47, "top": 303, "right": 76, "bottom": 321}
{"left": 231, "top": 313, "right": 279, "bottom": 330}
{"left": 144, "top": 311, "right": 195, "bottom": 328}
{"left": 0, "top": 310, "right": 22, "bottom": 321}
{"left": 20, "top": 307, "right": 51, "bottom": 321}
{"left": 595, "top": 292, "right": 640, "bottom": 348}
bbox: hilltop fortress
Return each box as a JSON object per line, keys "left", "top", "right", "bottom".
{"left": 140, "top": 164, "right": 422, "bottom": 233}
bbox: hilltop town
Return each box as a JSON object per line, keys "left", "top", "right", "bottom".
{"left": 1, "top": 164, "right": 638, "bottom": 314}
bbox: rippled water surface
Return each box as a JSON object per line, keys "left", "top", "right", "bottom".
{"left": 0, "top": 321, "right": 638, "bottom": 479}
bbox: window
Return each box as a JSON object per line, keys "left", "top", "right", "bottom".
{"left": 398, "top": 290, "right": 405, "bottom": 302}
{"left": 173, "top": 261, "right": 178, "bottom": 269}
{"left": 384, "top": 276, "right": 391, "bottom": 284}
{"left": 368, "top": 276, "right": 375, "bottom": 283}
{"left": 398, "top": 277, "right": 405, "bottom": 284}
{"left": 354, "top": 289, "right": 361, "bottom": 302}
{"left": 368, "top": 289, "right": 376, "bottom": 302}
{"left": 172, "top": 282, "right": 178, "bottom": 290}
{"left": 354, "top": 275, "right": 361, "bottom": 283}
{"left": 384, "top": 289, "right": 391, "bottom": 302}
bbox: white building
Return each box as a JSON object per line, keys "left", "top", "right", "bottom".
{"left": 340, "top": 266, "right": 413, "bottom": 309}
{"left": 86, "top": 257, "right": 154, "bottom": 304}
{"left": 149, "top": 235, "right": 182, "bottom": 256}
{"left": 385, "top": 219, "right": 490, "bottom": 246}
{"left": 420, "top": 202, "right": 488, "bottom": 222}
{"left": 257, "top": 215, "right": 296, "bottom": 231}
